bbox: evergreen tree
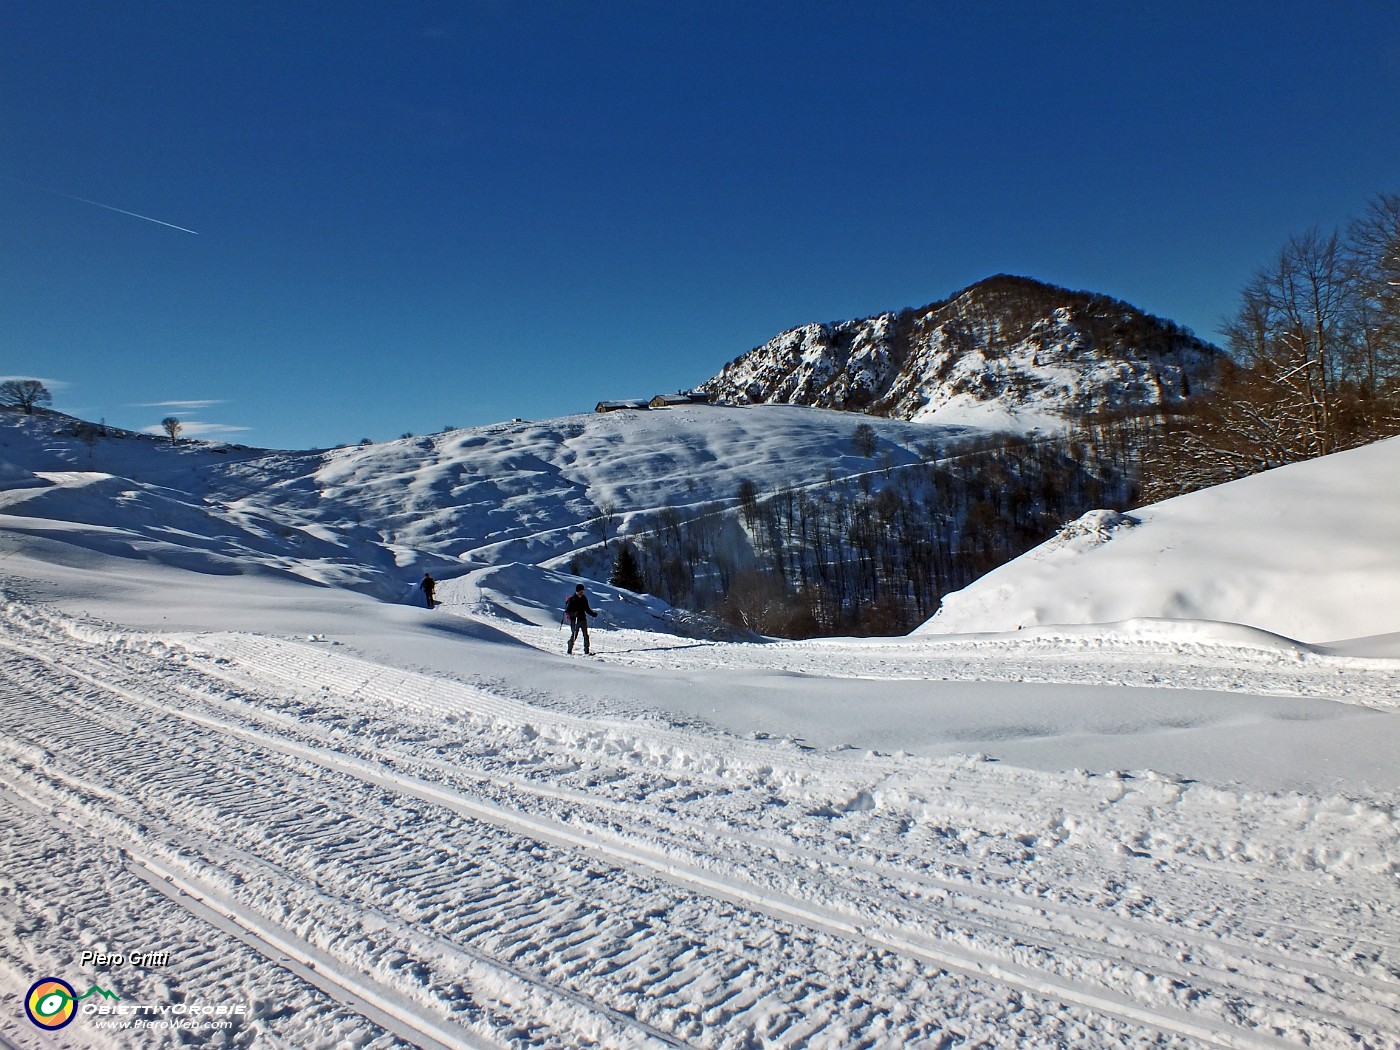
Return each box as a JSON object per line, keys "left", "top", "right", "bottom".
{"left": 609, "top": 542, "right": 647, "bottom": 593}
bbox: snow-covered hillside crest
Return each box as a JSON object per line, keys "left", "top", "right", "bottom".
{"left": 0, "top": 404, "right": 980, "bottom": 617}
{"left": 701, "top": 274, "right": 1224, "bottom": 427}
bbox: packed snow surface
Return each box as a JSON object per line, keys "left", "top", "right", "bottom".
{"left": 2, "top": 407, "right": 1398, "bottom": 1048}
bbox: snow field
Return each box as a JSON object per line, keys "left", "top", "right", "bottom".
{"left": 2, "top": 595, "right": 1398, "bottom": 1048}
{"left": 4, "top": 410, "right": 1400, "bottom": 1047}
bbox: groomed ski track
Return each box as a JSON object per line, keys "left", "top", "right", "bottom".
{"left": 2, "top": 596, "right": 1398, "bottom": 1049}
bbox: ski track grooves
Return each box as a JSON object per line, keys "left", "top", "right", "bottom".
{"left": 2, "top": 597, "right": 1398, "bottom": 1049}
{"left": 125, "top": 852, "right": 487, "bottom": 1050}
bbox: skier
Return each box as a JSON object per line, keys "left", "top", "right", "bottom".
{"left": 563, "top": 584, "right": 598, "bottom": 655}
{"left": 420, "top": 572, "right": 437, "bottom": 609}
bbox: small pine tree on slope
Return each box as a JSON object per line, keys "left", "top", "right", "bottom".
{"left": 610, "top": 542, "right": 647, "bottom": 593}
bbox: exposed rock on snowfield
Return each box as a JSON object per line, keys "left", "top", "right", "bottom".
{"left": 701, "top": 274, "right": 1223, "bottom": 427}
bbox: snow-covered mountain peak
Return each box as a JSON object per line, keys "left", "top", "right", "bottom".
{"left": 701, "top": 275, "right": 1223, "bottom": 428}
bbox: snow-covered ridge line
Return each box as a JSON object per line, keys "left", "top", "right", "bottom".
{"left": 2, "top": 403, "right": 984, "bottom": 605}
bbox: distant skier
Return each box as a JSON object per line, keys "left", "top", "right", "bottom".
{"left": 420, "top": 572, "right": 437, "bottom": 609}
{"left": 563, "top": 584, "right": 598, "bottom": 655}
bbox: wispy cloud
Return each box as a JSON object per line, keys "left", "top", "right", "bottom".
{"left": 0, "top": 375, "right": 69, "bottom": 390}
{"left": 141, "top": 420, "right": 252, "bottom": 440}
{"left": 130, "top": 399, "right": 226, "bottom": 411}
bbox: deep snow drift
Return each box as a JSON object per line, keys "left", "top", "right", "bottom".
{"left": 2, "top": 406, "right": 1398, "bottom": 1048}
{"left": 920, "top": 436, "right": 1400, "bottom": 647}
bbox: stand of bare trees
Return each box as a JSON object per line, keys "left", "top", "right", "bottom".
{"left": 1143, "top": 192, "right": 1400, "bottom": 500}
{"left": 630, "top": 434, "right": 1135, "bottom": 637}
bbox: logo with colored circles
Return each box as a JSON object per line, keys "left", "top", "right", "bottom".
{"left": 24, "top": 978, "right": 119, "bottom": 1029}
{"left": 25, "top": 977, "right": 78, "bottom": 1029}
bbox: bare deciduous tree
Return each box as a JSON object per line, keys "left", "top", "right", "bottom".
{"left": 851, "top": 422, "right": 878, "bottom": 457}
{"left": 0, "top": 379, "right": 52, "bottom": 414}
{"left": 1222, "top": 228, "right": 1354, "bottom": 457}
{"left": 593, "top": 500, "right": 618, "bottom": 549}
{"left": 161, "top": 416, "right": 182, "bottom": 444}
{"left": 73, "top": 422, "right": 102, "bottom": 461}
{"left": 1146, "top": 193, "right": 1400, "bottom": 499}
{"left": 1347, "top": 191, "right": 1400, "bottom": 397}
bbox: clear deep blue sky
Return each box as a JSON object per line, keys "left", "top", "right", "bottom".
{"left": 3, "top": 1, "right": 1398, "bottom": 449}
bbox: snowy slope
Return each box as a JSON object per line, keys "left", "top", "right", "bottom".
{"left": 2, "top": 549, "right": 1399, "bottom": 1049}
{"left": 920, "top": 436, "right": 1400, "bottom": 645}
{"left": 0, "top": 405, "right": 968, "bottom": 603}
{"left": 3, "top": 406, "right": 1400, "bottom": 1048}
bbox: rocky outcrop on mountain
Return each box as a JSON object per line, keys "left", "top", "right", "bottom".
{"left": 700, "top": 275, "right": 1223, "bottom": 425}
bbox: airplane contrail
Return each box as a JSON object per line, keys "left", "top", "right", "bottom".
{"left": 1, "top": 175, "right": 199, "bottom": 235}
{"left": 56, "top": 190, "right": 199, "bottom": 235}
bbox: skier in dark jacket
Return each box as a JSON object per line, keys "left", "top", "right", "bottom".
{"left": 563, "top": 584, "right": 598, "bottom": 654}
{"left": 420, "top": 572, "right": 437, "bottom": 609}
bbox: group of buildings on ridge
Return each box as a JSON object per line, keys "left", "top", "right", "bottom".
{"left": 594, "top": 390, "right": 717, "bottom": 413}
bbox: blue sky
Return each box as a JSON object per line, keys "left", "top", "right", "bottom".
{"left": 3, "top": 1, "right": 1398, "bottom": 449}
